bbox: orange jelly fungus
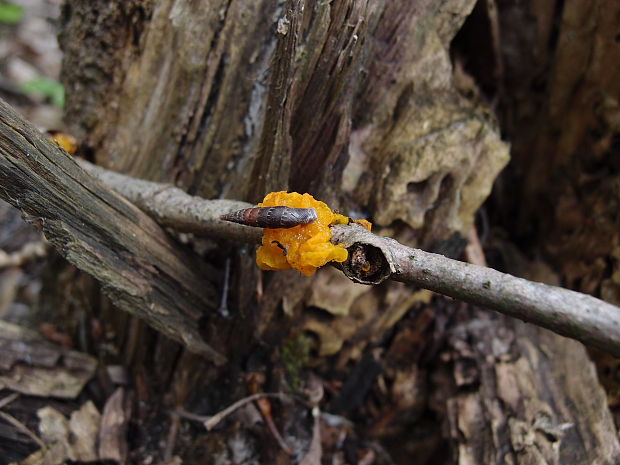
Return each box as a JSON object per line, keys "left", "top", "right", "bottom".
{"left": 256, "top": 191, "right": 350, "bottom": 276}
{"left": 49, "top": 132, "right": 78, "bottom": 155}
{"left": 352, "top": 218, "right": 372, "bottom": 231}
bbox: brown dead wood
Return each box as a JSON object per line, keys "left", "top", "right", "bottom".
{"left": 0, "top": 97, "right": 225, "bottom": 365}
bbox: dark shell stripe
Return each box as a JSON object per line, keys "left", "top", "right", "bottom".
{"left": 220, "top": 206, "right": 318, "bottom": 228}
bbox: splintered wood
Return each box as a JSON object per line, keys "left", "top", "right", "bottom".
{"left": 0, "top": 321, "right": 95, "bottom": 398}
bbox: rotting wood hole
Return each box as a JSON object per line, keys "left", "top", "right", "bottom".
{"left": 407, "top": 180, "right": 429, "bottom": 195}
{"left": 129, "top": 6, "right": 149, "bottom": 47}
{"left": 342, "top": 243, "right": 390, "bottom": 284}
{"left": 392, "top": 82, "right": 414, "bottom": 122}
{"left": 438, "top": 174, "right": 454, "bottom": 198}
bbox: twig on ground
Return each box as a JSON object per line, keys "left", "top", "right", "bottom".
{"left": 217, "top": 257, "right": 231, "bottom": 317}
{"left": 174, "top": 392, "right": 304, "bottom": 431}
{"left": 0, "top": 392, "right": 19, "bottom": 409}
{"left": 163, "top": 412, "right": 181, "bottom": 461}
{"left": 0, "top": 410, "right": 45, "bottom": 449}
{"left": 255, "top": 396, "right": 294, "bottom": 455}
{"left": 81, "top": 159, "right": 620, "bottom": 358}
{"left": 299, "top": 407, "right": 322, "bottom": 465}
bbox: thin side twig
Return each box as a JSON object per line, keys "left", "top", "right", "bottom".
{"left": 174, "top": 392, "right": 304, "bottom": 431}
{"left": 0, "top": 392, "right": 19, "bottom": 409}
{"left": 163, "top": 412, "right": 181, "bottom": 461}
{"left": 255, "top": 396, "right": 294, "bottom": 455}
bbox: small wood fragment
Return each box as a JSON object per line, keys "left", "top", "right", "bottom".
{"left": 99, "top": 388, "right": 130, "bottom": 465}
{"left": 0, "top": 321, "right": 96, "bottom": 398}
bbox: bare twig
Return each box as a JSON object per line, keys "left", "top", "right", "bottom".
{"left": 81, "top": 160, "right": 620, "bottom": 357}
{"left": 255, "top": 396, "right": 294, "bottom": 455}
{"left": 163, "top": 412, "right": 181, "bottom": 461}
{"left": 217, "top": 257, "right": 231, "bottom": 317}
{"left": 174, "top": 392, "right": 302, "bottom": 431}
{"left": 78, "top": 160, "right": 260, "bottom": 244}
{"left": 299, "top": 407, "right": 322, "bottom": 465}
{"left": 0, "top": 392, "right": 19, "bottom": 409}
{"left": 2, "top": 93, "right": 620, "bottom": 359}
{"left": 0, "top": 410, "right": 45, "bottom": 448}
{"left": 331, "top": 224, "right": 620, "bottom": 357}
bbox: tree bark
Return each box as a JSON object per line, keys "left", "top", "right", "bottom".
{"left": 487, "top": 0, "right": 620, "bottom": 429}
{"left": 432, "top": 304, "right": 620, "bottom": 465}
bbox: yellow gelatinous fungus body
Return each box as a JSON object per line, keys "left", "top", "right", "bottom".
{"left": 49, "top": 131, "right": 78, "bottom": 155}
{"left": 255, "top": 191, "right": 349, "bottom": 276}
{"left": 352, "top": 218, "right": 372, "bottom": 231}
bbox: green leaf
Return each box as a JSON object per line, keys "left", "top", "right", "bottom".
{"left": 20, "top": 77, "right": 65, "bottom": 108}
{"left": 0, "top": 2, "right": 23, "bottom": 24}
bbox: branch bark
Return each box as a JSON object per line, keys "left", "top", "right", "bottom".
{"left": 79, "top": 161, "right": 261, "bottom": 244}
{"left": 331, "top": 225, "right": 620, "bottom": 357}
{"left": 80, "top": 160, "right": 620, "bottom": 358}
{"left": 0, "top": 98, "right": 225, "bottom": 365}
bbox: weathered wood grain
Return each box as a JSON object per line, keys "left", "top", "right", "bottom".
{"left": 0, "top": 98, "right": 224, "bottom": 364}
{"left": 433, "top": 305, "right": 620, "bottom": 465}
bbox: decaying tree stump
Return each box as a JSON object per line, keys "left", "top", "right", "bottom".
{"left": 0, "top": 0, "right": 616, "bottom": 463}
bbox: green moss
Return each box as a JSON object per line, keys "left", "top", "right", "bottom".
{"left": 0, "top": 2, "right": 22, "bottom": 24}
{"left": 20, "top": 77, "right": 65, "bottom": 108}
{"left": 280, "top": 333, "right": 310, "bottom": 392}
